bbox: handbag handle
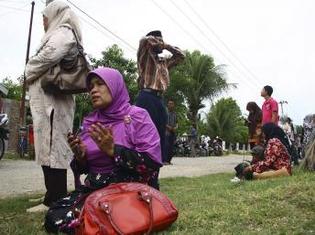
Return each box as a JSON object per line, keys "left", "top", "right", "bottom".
{"left": 71, "top": 29, "right": 85, "bottom": 57}
{"left": 99, "top": 191, "right": 154, "bottom": 235}
{"left": 71, "top": 28, "right": 92, "bottom": 71}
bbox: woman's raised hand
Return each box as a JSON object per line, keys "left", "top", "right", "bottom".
{"left": 67, "top": 132, "right": 86, "bottom": 161}
{"left": 89, "top": 122, "right": 114, "bottom": 157}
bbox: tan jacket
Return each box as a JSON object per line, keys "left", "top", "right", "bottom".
{"left": 26, "top": 25, "right": 76, "bottom": 169}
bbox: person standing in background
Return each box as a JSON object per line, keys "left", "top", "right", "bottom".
{"left": 136, "top": 30, "right": 185, "bottom": 189}
{"left": 165, "top": 99, "right": 178, "bottom": 165}
{"left": 245, "top": 102, "right": 262, "bottom": 148}
{"left": 189, "top": 124, "right": 198, "bottom": 158}
{"left": 302, "top": 114, "right": 315, "bottom": 158}
{"left": 283, "top": 117, "right": 295, "bottom": 142}
{"left": 261, "top": 85, "right": 279, "bottom": 125}
{"left": 283, "top": 117, "right": 299, "bottom": 165}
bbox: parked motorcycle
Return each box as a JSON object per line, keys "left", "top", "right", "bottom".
{"left": 174, "top": 140, "right": 191, "bottom": 157}
{"left": 0, "top": 113, "right": 9, "bottom": 160}
{"left": 208, "top": 137, "right": 223, "bottom": 156}
{"left": 197, "top": 141, "right": 208, "bottom": 157}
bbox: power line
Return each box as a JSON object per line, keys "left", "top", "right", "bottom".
{"left": 168, "top": 0, "right": 261, "bottom": 89}
{"left": 78, "top": 15, "right": 119, "bottom": 45}
{"left": 151, "top": 0, "right": 228, "bottom": 66}
{"left": 0, "top": 2, "right": 29, "bottom": 18}
{"left": 152, "top": 0, "right": 256, "bottom": 90}
{"left": 66, "top": 0, "right": 137, "bottom": 52}
{"left": 151, "top": 0, "right": 258, "bottom": 90}
{"left": 0, "top": 3, "right": 29, "bottom": 12}
{"left": 0, "top": 0, "right": 27, "bottom": 2}
{"left": 182, "top": 0, "right": 263, "bottom": 87}
{"left": 76, "top": 13, "right": 136, "bottom": 54}
{"left": 78, "top": 14, "right": 138, "bottom": 55}
{"left": 151, "top": 0, "right": 209, "bottom": 54}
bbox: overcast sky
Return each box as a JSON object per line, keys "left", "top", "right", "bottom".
{"left": 0, "top": 0, "right": 313, "bottom": 125}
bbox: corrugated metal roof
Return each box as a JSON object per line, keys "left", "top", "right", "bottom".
{"left": 0, "top": 84, "right": 8, "bottom": 96}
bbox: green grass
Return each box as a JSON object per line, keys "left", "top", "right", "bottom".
{"left": 2, "top": 152, "right": 21, "bottom": 160}
{"left": 2, "top": 151, "right": 34, "bottom": 160}
{"left": 0, "top": 170, "right": 314, "bottom": 234}
{"left": 0, "top": 194, "right": 46, "bottom": 234}
{"left": 224, "top": 150, "right": 251, "bottom": 156}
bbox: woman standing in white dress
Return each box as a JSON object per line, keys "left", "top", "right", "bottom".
{"left": 25, "top": 1, "right": 82, "bottom": 212}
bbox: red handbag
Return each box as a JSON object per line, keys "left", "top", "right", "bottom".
{"left": 75, "top": 182, "right": 178, "bottom": 235}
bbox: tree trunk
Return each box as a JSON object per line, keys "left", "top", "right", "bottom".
{"left": 187, "top": 107, "right": 199, "bottom": 127}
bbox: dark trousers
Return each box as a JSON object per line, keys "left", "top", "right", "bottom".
{"left": 166, "top": 133, "right": 176, "bottom": 163}
{"left": 290, "top": 145, "right": 299, "bottom": 166}
{"left": 136, "top": 90, "right": 167, "bottom": 190}
{"left": 42, "top": 166, "right": 67, "bottom": 207}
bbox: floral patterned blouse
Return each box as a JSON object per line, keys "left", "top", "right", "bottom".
{"left": 71, "top": 144, "right": 161, "bottom": 190}
{"left": 252, "top": 138, "right": 291, "bottom": 174}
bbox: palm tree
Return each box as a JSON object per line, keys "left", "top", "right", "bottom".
{"left": 206, "top": 98, "right": 248, "bottom": 143}
{"left": 167, "top": 50, "right": 234, "bottom": 126}
{"left": 73, "top": 93, "right": 92, "bottom": 130}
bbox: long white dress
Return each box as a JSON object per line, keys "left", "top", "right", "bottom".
{"left": 25, "top": 24, "right": 76, "bottom": 169}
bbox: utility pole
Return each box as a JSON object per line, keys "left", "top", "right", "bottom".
{"left": 20, "top": 1, "right": 35, "bottom": 126}
{"left": 279, "top": 100, "right": 288, "bottom": 117}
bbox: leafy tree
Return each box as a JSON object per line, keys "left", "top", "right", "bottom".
{"left": 1, "top": 77, "right": 22, "bottom": 100}
{"left": 73, "top": 93, "right": 92, "bottom": 130}
{"left": 176, "top": 110, "right": 191, "bottom": 135}
{"left": 167, "top": 50, "right": 234, "bottom": 126}
{"left": 197, "top": 120, "right": 208, "bottom": 136}
{"left": 206, "top": 98, "right": 248, "bottom": 143}
{"left": 90, "top": 44, "right": 138, "bottom": 103}
{"left": 73, "top": 44, "right": 139, "bottom": 130}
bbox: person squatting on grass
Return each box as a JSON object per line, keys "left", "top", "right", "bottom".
{"left": 44, "top": 68, "right": 162, "bottom": 234}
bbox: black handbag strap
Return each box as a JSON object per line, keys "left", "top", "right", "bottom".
{"left": 70, "top": 28, "right": 92, "bottom": 71}
{"left": 71, "top": 28, "right": 85, "bottom": 57}
{"left": 34, "top": 26, "right": 87, "bottom": 68}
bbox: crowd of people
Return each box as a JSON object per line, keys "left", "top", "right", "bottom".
{"left": 21, "top": 1, "right": 315, "bottom": 233}
{"left": 235, "top": 85, "right": 315, "bottom": 181}
{"left": 24, "top": 1, "right": 185, "bottom": 233}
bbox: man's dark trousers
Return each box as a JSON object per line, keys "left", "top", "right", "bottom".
{"left": 136, "top": 89, "right": 167, "bottom": 190}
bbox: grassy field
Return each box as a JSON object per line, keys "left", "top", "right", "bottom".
{"left": 0, "top": 169, "right": 314, "bottom": 235}
{"left": 2, "top": 152, "right": 22, "bottom": 160}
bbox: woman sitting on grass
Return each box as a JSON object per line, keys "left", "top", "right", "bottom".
{"left": 44, "top": 67, "right": 162, "bottom": 234}
{"left": 243, "top": 123, "right": 292, "bottom": 180}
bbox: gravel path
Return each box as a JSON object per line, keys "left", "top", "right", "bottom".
{"left": 0, "top": 155, "right": 251, "bottom": 199}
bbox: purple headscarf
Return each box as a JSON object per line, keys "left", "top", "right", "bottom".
{"left": 84, "top": 68, "right": 132, "bottom": 125}
{"left": 80, "top": 67, "right": 162, "bottom": 174}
